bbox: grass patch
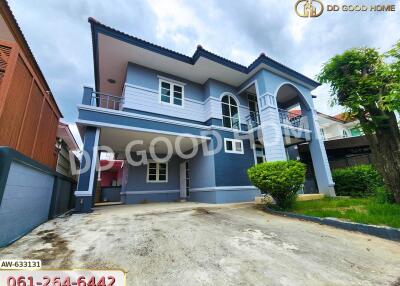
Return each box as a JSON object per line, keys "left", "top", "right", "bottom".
{"left": 292, "top": 197, "right": 400, "bottom": 228}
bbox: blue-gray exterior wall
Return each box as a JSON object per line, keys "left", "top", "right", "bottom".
{"left": 74, "top": 126, "right": 99, "bottom": 212}
{"left": 0, "top": 162, "right": 54, "bottom": 247}
{"left": 213, "top": 130, "right": 255, "bottom": 186}
{"left": 125, "top": 155, "right": 180, "bottom": 192}
{"left": 188, "top": 141, "right": 216, "bottom": 189}
{"left": 125, "top": 62, "right": 206, "bottom": 102}
{"left": 79, "top": 109, "right": 207, "bottom": 137}
{"left": 120, "top": 154, "right": 181, "bottom": 204}
{"left": 122, "top": 63, "right": 251, "bottom": 129}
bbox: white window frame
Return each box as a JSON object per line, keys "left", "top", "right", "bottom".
{"left": 253, "top": 143, "right": 265, "bottom": 164}
{"left": 221, "top": 94, "right": 241, "bottom": 131}
{"left": 159, "top": 78, "right": 185, "bottom": 107}
{"left": 146, "top": 161, "right": 168, "bottom": 183}
{"left": 224, "top": 138, "right": 244, "bottom": 154}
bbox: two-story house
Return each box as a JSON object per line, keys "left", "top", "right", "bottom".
{"left": 318, "top": 112, "right": 362, "bottom": 141}
{"left": 74, "top": 18, "right": 335, "bottom": 212}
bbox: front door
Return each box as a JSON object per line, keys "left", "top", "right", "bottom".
{"left": 180, "top": 162, "right": 190, "bottom": 198}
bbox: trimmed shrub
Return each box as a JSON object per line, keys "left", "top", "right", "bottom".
{"left": 247, "top": 160, "right": 306, "bottom": 210}
{"left": 332, "top": 165, "right": 384, "bottom": 198}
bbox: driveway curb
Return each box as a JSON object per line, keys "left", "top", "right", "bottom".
{"left": 265, "top": 208, "right": 400, "bottom": 242}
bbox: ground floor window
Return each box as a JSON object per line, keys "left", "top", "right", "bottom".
{"left": 254, "top": 143, "right": 265, "bottom": 164}
{"left": 224, "top": 138, "right": 244, "bottom": 154}
{"left": 147, "top": 161, "right": 168, "bottom": 182}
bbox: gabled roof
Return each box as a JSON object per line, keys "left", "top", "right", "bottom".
{"left": 88, "top": 17, "right": 320, "bottom": 95}
{"left": 333, "top": 112, "right": 356, "bottom": 123}
{"left": 57, "top": 122, "right": 79, "bottom": 151}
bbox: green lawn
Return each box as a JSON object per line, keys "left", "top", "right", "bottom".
{"left": 292, "top": 197, "right": 400, "bottom": 228}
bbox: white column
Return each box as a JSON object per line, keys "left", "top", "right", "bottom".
{"left": 306, "top": 109, "right": 336, "bottom": 196}
{"left": 258, "top": 92, "right": 287, "bottom": 161}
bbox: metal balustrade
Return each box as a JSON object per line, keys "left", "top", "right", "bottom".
{"left": 245, "top": 112, "right": 260, "bottom": 130}
{"left": 246, "top": 109, "right": 309, "bottom": 130}
{"left": 278, "top": 109, "right": 304, "bottom": 128}
{"left": 90, "top": 91, "right": 124, "bottom": 110}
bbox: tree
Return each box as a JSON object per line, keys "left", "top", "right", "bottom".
{"left": 317, "top": 42, "right": 400, "bottom": 203}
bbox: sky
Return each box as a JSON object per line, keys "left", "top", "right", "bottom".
{"left": 8, "top": 0, "right": 400, "bottom": 147}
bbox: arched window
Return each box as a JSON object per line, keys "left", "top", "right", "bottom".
{"left": 221, "top": 95, "right": 240, "bottom": 130}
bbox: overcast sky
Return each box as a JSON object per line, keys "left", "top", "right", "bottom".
{"left": 8, "top": 0, "right": 400, "bottom": 145}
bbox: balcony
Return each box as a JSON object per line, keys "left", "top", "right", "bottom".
{"left": 278, "top": 109, "right": 305, "bottom": 128}
{"left": 82, "top": 87, "right": 124, "bottom": 110}
{"left": 246, "top": 111, "right": 260, "bottom": 130}
{"left": 92, "top": 92, "right": 124, "bottom": 110}
{"left": 245, "top": 109, "right": 309, "bottom": 130}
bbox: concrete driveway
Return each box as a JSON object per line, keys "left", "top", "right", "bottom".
{"left": 0, "top": 203, "right": 399, "bottom": 286}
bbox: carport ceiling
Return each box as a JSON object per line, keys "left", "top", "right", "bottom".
{"left": 99, "top": 127, "right": 206, "bottom": 154}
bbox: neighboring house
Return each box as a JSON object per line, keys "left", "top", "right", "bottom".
{"left": 0, "top": 1, "right": 74, "bottom": 247}
{"left": 318, "top": 112, "right": 362, "bottom": 141}
{"left": 56, "top": 122, "right": 79, "bottom": 179}
{"left": 293, "top": 112, "right": 371, "bottom": 171}
{"left": 74, "top": 18, "right": 335, "bottom": 212}
{"left": 0, "top": 0, "right": 62, "bottom": 168}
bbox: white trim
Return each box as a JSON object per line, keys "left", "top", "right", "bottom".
{"left": 146, "top": 160, "right": 168, "bottom": 183}
{"left": 274, "top": 81, "right": 312, "bottom": 111}
{"left": 157, "top": 75, "right": 187, "bottom": 86}
{"left": 252, "top": 143, "right": 257, "bottom": 165}
{"left": 124, "top": 84, "right": 250, "bottom": 109}
{"left": 78, "top": 105, "right": 249, "bottom": 135}
{"left": 224, "top": 138, "right": 244, "bottom": 154}
{"left": 78, "top": 106, "right": 312, "bottom": 138}
{"left": 238, "top": 80, "right": 257, "bottom": 95}
{"left": 122, "top": 190, "right": 180, "bottom": 195}
{"left": 281, "top": 124, "right": 312, "bottom": 133}
{"left": 74, "top": 192, "right": 94, "bottom": 197}
{"left": 76, "top": 119, "right": 211, "bottom": 141}
{"left": 159, "top": 78, "right": 185, "bottom": 107}
{"left": 87, "top": 128, "right": 100, "bottom": 196}
{"left": 180, "top": 161, "right": 187, "bottom": 198}
{"left": 78, "top": 104, "right": 206, "bottom": 130}
{"left": 190, "top": 186, "right": 257, "bottom": 192}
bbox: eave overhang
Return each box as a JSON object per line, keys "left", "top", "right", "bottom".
{"left": 89, "top": 17, "right": 320, "bottom": 96}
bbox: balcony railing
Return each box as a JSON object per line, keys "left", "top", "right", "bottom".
{"left": 245, "top": 109, "right": 308, "bottom": 130}
{"left": 90, "top": 91, "right": 124, "bottom": 110}
{"left": 278, "top": 109, "right": 304, "bottom": 128}
{"left": 245, "top": 111, "right": 260, "bottom": 130}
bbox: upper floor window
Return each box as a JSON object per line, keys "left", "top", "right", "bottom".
{"left": 159, "top": 79, "right": 184, "bottom": 106}
{"left": 221, "top": 95, "right": 240, "bottom": 130}
{"left": 248, "top": 93, "right": 259, "bottom": 116}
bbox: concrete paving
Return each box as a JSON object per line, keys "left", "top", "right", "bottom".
{"left": 0, "top": 202, "right": 399, "bottom": 286}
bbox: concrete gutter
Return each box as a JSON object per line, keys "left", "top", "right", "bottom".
{"left": 265, "top": 208, "right": 400, "bottom": 242}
